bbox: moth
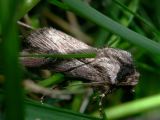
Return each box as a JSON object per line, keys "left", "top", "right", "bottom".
{"left": 20, "top": 27, "right": 139, "bottom": 94}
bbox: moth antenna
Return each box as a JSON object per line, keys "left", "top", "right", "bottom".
{"left": 17, "top": 21, "right": 35, "bottom": 30}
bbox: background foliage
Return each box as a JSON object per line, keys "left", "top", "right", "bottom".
{"left": 0, "top": 0, "right": 160, "bottom": 120}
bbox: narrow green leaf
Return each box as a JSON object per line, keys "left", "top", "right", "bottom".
{"left": 18, "top": 0, "right": 40, "bottom": 20}
{"left": 62, "top": 0, "right": 160, "bottom": 55}
{"left": 21, "top": 53, "right": 96, "bottom": 59}
{"left": 38, "top": 73, "right": 64, "bottom": 87}
{"left": 93, "top": 94, "right": 160, "bottom": 119}
{"left": 48, "top": 0, "right": 69, "bottom": 10}
{"left": 113, "top": 0, "right": 160, "bottom": 36}
{"left": 0, "top": 0, "right": 24, "bottom": 120}
{"left": 25, "top": 100, "right": 99, "bottom": 120}
{"left": 107, "top": 94, "right": 160, "bottom": 119}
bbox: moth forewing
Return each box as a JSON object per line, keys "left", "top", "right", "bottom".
{"left": 25, "top": 27, "right": 92, "bottom": 54}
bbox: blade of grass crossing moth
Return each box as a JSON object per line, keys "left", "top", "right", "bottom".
{"left": 21, "top": 53, "right": 97, "bottom": 58}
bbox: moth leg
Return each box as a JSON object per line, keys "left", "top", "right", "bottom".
{"left": 40, "top": 95, "right": 45, "bottom": 104}
{"left": 98, "top": 86, "right": 114, "bottom": 120}
{"left": 18, "top": 21, "right": 35, "bottom": 30}
{"left": 98, "top": 93, "right": 106, "bottom": 120}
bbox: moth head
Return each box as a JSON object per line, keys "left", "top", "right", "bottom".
{"left": 104, "top": 48, "right": 139, "bottom": 87}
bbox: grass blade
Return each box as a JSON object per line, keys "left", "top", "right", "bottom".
{"left": 93, "top": 94, "right": 160, "bottom": 119}
{"left": 21, "top": 53, "right": 96, "bottom": 59}
{"left": 25, "top": 100, "right": 99, "bottom": 120}
{"left": 0, "top": 0, "right": 24, "bottom": 120}
{"left": 106, "top": 94, "right": 160, "bottom": 119}
{"left": 18, "top": 0, "right": 40, "bottom": 20}
{"left": 62, "top": 0, "right": 160, "bottom": 55}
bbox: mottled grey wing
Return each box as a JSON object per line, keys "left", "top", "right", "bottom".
{"left": 25, "top": 27, "right": 92, "bottom": 53}
{"left": 20, "top": 27, "right": 93, "bottom": 67}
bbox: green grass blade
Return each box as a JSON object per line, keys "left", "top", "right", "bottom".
{"left": 62, "top": 0, "right": 160, "bottom": 55}
{"left": 107, "top": 94, "right": 160, "bottom": 119}
{"left": 38, "top": 73, "right": 64, "bottom": 87}
{"left": 113, "top": 0, "right": 160, "bottom": 36}
{"left": 93, "top": 94, "right": 160, "bottom": 119}
{"left": 21, "top": 53, "right": 96, "bottom": 59}
{"left": 25, "top": 100, "right": 99, "bottom": 120}
{"left": 48, "top": 0, "right": 69, "bottom": 10}
{"left": 18, "top": 0, "right": 40, "bottom": 20}
{"left": 0, "top": 0, "right": 24, "bottom": 120}
{"left": 108, "top": 0, "right": 139, "bottom": 48}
